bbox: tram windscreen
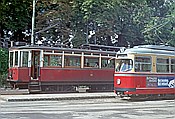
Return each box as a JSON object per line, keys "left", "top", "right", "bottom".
{"left": 116, "top": 59, "right": 133, "bottom": 72}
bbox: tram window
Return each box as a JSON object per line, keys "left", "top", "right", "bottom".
{"left": 84, "top": 57, "right": 99, "bottom": 68}
{"left": 116, "top": 59, "right": 133, "bottom": 72}
{"left": 50, "top": 55, "right": 62, "bottom": 66}
{"left": 135, "top": 57, "right": 151, "bottom": 72}
{"left": 44, "top": 55, "right": 49, "bottom": 66}
{"left": 64, "top": 56, "right": 80, "bottom": 67}
{"left": 156, "top": 58, "right": 169, "bottom": 72}
{"left": 44, "top": 55, "right": 62, "bottom": 67}
{"left": 171, "top": 59, "right": 175, "bottom": 73}
{"left": 14, "top": 51, "right": 18, "bottom": 66}
{"left": 22, "top": 51, "right": 28, "bottom": 67}
{"left": 10, "top": 52, "right": 13, "bottom": 67}
{"left": 101, "top": 58, "right": 114, "bottom": 68}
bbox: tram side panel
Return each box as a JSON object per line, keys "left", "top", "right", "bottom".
{"left": 39, "top": 68, "right": 114, "bottom": 92}
{"left": 40, "top": 68, "right": 114, "bottom": 81}
{"left": 8, "top": 67, "right": 18, "bottom": 81}
{"left": 8, "top": 67, "right": 114, "bottom": 92}
{"left": 8, "top": 67, "right": 30, "bottom": 89}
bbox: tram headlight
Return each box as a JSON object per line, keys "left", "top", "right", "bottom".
{"left": 117, "top": 79, "right": 121, "bottom": 85}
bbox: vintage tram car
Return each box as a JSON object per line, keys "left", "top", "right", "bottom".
{"left": 7, "top": 43, "right": 122, "bottom": 93}
{"left": 114, "top": 45, "right": 175, "bottom": 100}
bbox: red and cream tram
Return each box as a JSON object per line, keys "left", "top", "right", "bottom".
{"left": 7, "top": 43, "right": 121, "bottom": 93}
{"left": 114, "top": 45, "right": 175, "bottom": 100}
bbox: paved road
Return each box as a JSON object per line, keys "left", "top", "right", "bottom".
{"left": 0, "top": 98, "right": 175, "bottom": 119}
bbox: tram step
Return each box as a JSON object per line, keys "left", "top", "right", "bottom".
{"left": 29, "top": 84, "right": 41, "bottom": 87}
{"left": 29, "top": 90, "right": 42, "bottom": 93}
{"left": 29, "top": 82, "right": 41, "bottom": 85}
{"left": 28, "top": 81, "right": 41, "bottom": 93}
{"left": 28, "top": 86, "right": 41, "bottom": 92}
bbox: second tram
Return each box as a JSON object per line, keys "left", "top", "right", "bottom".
{"left": 114, "top": 45, "right": 175, "bottom": 100}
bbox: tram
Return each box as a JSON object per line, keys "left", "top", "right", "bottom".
{"left": 7, "top": 43, "right": 122, "bottom": 93}
{"left": 114, "top": 45, "right": 175, "bottom": 100}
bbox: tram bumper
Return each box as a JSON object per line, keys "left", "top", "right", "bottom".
{"left": 114, "top": 87, "right": 136, "bottom": 96}
{"left": 115, "top": 87, "right": 136, "bottom": 92}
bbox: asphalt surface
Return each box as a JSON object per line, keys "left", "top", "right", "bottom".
{"left": 1, "top": 98, "right": 175, "bottom": 119}
{"left": 1, "top": 89, "right": 175, "bottom": 119}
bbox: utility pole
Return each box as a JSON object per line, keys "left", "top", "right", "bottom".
{"left": 31, "top": 0, "right": 36, "bottom": 45}
{"left": 0, "top": 26, "right": 2, "bottom": 48}
{"left": 86, "top": 21, "right": 89, "bottom": 44}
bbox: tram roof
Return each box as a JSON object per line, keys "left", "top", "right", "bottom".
{"left": 119, "top": 45, "right": 175, "bottom": 56}
{"left": 9, "top": 44, "right": 121, "bottom": 54}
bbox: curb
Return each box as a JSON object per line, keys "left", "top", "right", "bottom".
{"left": 6, "top": 95, "right": 116, "bottom": 102}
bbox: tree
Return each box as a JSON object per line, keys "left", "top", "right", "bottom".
{"left": 143, "top": 0, "right": 175, "bottom": 46}
{"left": 34, "top": 0, "right": 74, "bottom": 46}
{"left": 0, "top": 0, "right": 32, "bottom": 44}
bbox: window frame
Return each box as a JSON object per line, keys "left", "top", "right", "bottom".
{"left": 170, "top": 58, "right": 175, "bottom": 73}
{"left": 134, "top": 56, "right": 152, "bottom": 72}
{"left": 44, "top": 54, "right": 62, "bottom": 67}
{"left": 156, "top": 57, "right": 169, "bottom": 73}
{"left": 20, "top": 51, "right": 29, "bottom": 67}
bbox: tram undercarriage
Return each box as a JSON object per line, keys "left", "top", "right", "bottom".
{"left": 115, "top": 92, "right": 175, "bottom": 101}
{"left": 28, "top": 81, "right": 114, "bottom": 93}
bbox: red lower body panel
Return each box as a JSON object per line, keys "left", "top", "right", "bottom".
{"left": 124, "top": 88, "right": 175, "bottom": 95}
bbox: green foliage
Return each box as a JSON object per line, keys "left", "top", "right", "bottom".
{"left": 0, "top": 0, "right": 32, "bottom": 43}
{"left": 0, "top": 48, "right": 8, "bottom": 87}
{"left": 0, "top": 0, "right": 32, "bottom": 30}
{"left": 0, "top": 48, "right": 8, "bottom": 73}
{"left": 0, "top": 73, "right": 8, "bottom": 87}
{"left": 35, "top": 0, "right": 73, "bottom": 44}
{"left": 142, "top": 0, "right": 175, "bottom": 46}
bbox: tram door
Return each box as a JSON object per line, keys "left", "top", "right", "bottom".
{"left": 31, "top": 51, "right": 40, "bottom": 80}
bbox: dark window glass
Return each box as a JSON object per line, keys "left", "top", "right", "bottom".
{"left": 64, "top": 56, "right": 80, "bottom": 67}
{"left": 171, "top": 59, "right": 175, "bottom": 73}
{"left": 15, "top": 51, "right": 18, "bottom": 66}
{"left": 84, "top": 57, "right": 99, "bottom": 68}
{"left": 135, "top": 56, "right": 151, "bottom": 72}
{"left": 156, "top": 58, "right": 169, "bottom": 72}
{"left": 22, "top": 51, "right": 28, "bottom": 67}
{"left": 10, "top": 52, "right": 13, "bottom": 67}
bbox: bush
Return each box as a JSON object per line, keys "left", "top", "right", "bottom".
{"left": 0, "top": 73, "right": 8, "bottom": 87}
{"left": 0, "top": 48, "right": 8, "bottom": 87}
